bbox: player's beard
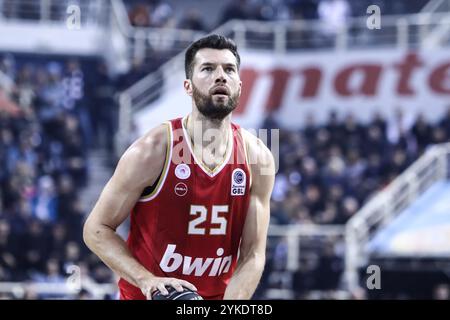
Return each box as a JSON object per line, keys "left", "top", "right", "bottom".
{"left": 192, "top": 83, "right": 239, "bottom": 120}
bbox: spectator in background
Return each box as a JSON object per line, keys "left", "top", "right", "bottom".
{"left": 287, "top": 0, "right": 318, "bottom": 20}
{"left": 31, "top": 175, "right": 58, "bottom": 223}
{"left": 218, "top": 0, "right": 253, "bottom": 26}
{"left": 364, "top": 123, "right": 387, "bottom": 156}
{"left": 62, "top": 115, "right": 87, "bottom": 187}
{"left": 316, "top": 242, "right": 343, "bottom": 290}
{"left": 49, "top": 223, "right": 69, "bottom": 261}
{"left": 272, "top": 237, "right": 289, "bottom": 271}
{"left": 31, "top": 258, "right": 66, "bottom": 294}
{"left": 253, "top": 0, "right": 292, "bottom": 21}
{"left": 325, "top": 110, "right": 343, "bottom": 145}
{"left": 64, "top": 198, "right": 86, "bottom": 243}
{"left": 411, "top": 113, "right": 431, "bottom": 154}
{"left": 270, "top": 199, "right": 291, "bottom": 225}
{"left": 128, "top": 3, "right": 151, "bottom": 27}
{"left": 178, "top": 9, "right": 208, "bottom": 32}
{"left": 63, "top": 242, "right": 82, "bottom": 271}
{"left": 262, "top": 110, "right": 280, "bottom": 131}
{"left": 386, "top": 107, "right": 415, "bottom": 149}
{"left": 370, "top": 110, "right": 388, "bottom": 135}
{"left": 430, "top": 126, "right": 447, "bottom": 144}
{"left": 318, "top": 0, "right": 351, "bottom": 32}
{"left": 151, "top": 1, "right": 175, "bottom": 28}
{"left": 261, "top": 110, "right": 280, "bottom": 151}
{"left": 117, "top": 58, "right": 151, "bottom": 90}
{"left": 7, "top": 133, "right": 38, "bottom": 173}
{"left": 77, "top": 288, "right": 94, "bottom": 300}
{"left": 344, "top": 149, "right": 366, "bottom": 202}
{"left": 91, "top": 61, "right": 117, "bottom": 155}
{"left": 342, "top": 113, "right": 363, "bottom": 153}
{"left": 317, "top": 0, "right": 351, "bottom": 45}
{"left": 62, "top": 59, "right": 91, "bottom": 150}
{"left": 0, "top": 89, "right": 21, "bottom": 116}
{"left": 0, "top": 219, "right": 19, "bottom": 281}
{"left": 22, "top": 219, "right": 49, "bottom": 276}
{"left": 56, "top": 175, "right": 77, "bottom": 221}
{"left": 303, "top": 112, "right": 317, "bottom": 141}
{"left": 6, "top": 198, "right": 31, "bottom": 236}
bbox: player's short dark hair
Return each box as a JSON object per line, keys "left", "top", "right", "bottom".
{"left": 184, "top": 34, "right": 241, "bottom": 79}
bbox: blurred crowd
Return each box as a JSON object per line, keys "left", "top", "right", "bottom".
{"left": 257, "top": 107, "right": 450, "bottom": 299}
{"left": 126, "top": 0, "right": 429, "bottom": 30}
{"left": 0, "top": 54, "right": 118, "bottom": 299}
{"left": 266, "top": 108, "right": 450, "bottom": 225}
{"left": 123, "top": 0, "right": 430, "bottom": 83}
{"left": 0, "top": 0, "right": 107, "bottom": 24}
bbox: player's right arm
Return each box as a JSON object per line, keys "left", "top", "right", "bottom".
{"left": 83, "top": 123, "right": 196, "bottom": 299}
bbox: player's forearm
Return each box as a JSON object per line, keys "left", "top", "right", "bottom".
{"left": 83, "top": 223, "right": 152, "bottom": 288}
{"left": 223, "top": 253, "right": 265, "bottom": 299}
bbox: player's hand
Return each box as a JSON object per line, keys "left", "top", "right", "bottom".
{"left": 139, "top": 276, "right": 198, "bottom": 300}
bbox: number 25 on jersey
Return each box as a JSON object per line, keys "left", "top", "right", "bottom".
{"left": 188, "top": 205, "right": 229, "bottom": 235}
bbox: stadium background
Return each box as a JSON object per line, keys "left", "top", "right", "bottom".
{"left": 0, "top": 0, "right": 449, "bottom": 300}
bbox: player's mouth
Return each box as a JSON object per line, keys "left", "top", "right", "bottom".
{"left": 211, "top": 86, "right": 230, "bottom": 98}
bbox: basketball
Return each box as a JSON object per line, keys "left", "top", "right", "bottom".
{"left": 152, "top": 287, "right": 204, "bottom": 300}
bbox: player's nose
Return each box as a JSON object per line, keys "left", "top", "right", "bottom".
{"left": 214, "top": 67, "right": 227, "bottom": 83}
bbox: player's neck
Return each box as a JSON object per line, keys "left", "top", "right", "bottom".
{"left": 185, "top": 111, "right": 231, "bottom": 149}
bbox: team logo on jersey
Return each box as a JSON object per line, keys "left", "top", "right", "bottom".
{"left": 175, "top": 163, "right": 191, "bottom": 180}
{"left": 174, "top": 182, "right": 188, "bottom": 196}
{"left": 231, "top": 168, "right": 246, "bottom": 196}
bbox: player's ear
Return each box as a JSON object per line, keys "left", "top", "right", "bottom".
{"left": 184, "top": 79, "right": 193, "bottom": 96}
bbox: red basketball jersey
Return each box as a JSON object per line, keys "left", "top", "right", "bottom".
{"left": 118, "top": 116, "right": 252, "bottom": 300}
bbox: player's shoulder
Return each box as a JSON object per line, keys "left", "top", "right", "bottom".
{"left": 120, "top": 123, "right": 169, "bottom": 168}
{"left": 238, "top": 127, "right": 275, "bottom": 171}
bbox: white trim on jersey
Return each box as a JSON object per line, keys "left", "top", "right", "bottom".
{"left": 181, "top": 115, "right": 234, "bottom": 178}
{"left": 138, "top": 121, "right": 173, "bottom": 202}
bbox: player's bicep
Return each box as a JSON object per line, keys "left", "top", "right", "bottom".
{"left": 87, "top": 172, "right": 143, "bottom": 231}
{"left": 86, "top": 125, "right": 168, "bottom": 230}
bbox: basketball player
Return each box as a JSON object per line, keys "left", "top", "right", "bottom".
{"left": 83, "top": 34, "right": 275, "bottom": 300}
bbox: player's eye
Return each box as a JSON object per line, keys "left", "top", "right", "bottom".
{"left": 202, "top": 67, "right": 212, "bottom": 72}
{"left": 226, "top": 67, "right": 235, "bottom": 73}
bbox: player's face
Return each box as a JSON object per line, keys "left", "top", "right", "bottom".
{"left": 187, "top": 48, "right": 242, "bottom": 120}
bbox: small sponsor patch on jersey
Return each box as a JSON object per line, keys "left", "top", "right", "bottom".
{"left": 175, "top": 163, "right": 191, "bottom": 180}
{"left": 174, "top": 182, "right": 188, "bottom": 196}
{"left": 231, "top": 168, "right": 246, "bottom": 196}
